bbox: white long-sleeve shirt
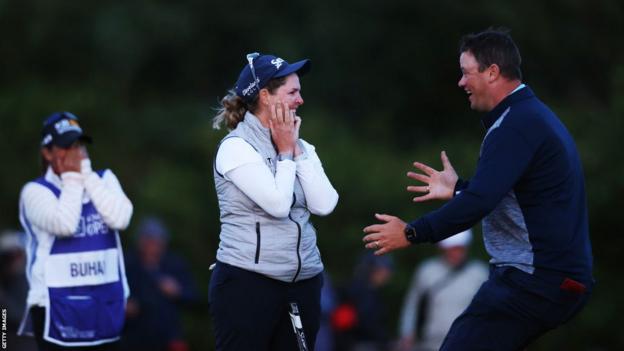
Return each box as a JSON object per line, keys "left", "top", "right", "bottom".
{"left": 19, "top": 160, "right": 133, "bottom": 307}
{"left": 215, "top": 137, "right": 338, "bottom": 218}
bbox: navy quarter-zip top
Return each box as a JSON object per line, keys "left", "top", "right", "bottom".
{"left": 410, "top": 86, "right": 593, "bottom": 284}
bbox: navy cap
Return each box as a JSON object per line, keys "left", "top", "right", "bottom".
{"left": 41, "top": 112, "right": 92, "bottom": 148}
{"left": 234, "top": 53, "right": 311, "bottom": 103}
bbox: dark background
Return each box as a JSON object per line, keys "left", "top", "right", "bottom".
{"left": 1, "top": 0, "right": 622, "bottom": 349}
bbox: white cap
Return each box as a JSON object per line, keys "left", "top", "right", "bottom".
{"left": 0, "top": 230, "right": 25, "bottom": 252}
{"left": 437, "top": 229, "right": 472, "bottom": 249}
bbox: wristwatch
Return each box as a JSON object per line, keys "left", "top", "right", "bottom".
{"left": 404, "top": 223, "right": 418, "bottom": 244}
{"left": 277, "top": 153, "right": 294, "bottom": 162}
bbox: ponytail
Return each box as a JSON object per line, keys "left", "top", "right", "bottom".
{"left": 213, "top": 90, "right": 248, "bottom": 130}
{"left": 213, "top": 76, "right": 288, "bottom": 130}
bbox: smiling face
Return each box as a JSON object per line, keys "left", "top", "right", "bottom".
{"left": 458, "top": 51, "right": 494, "bottom": 112}
{"left": 266, "top": 73, "right": 304, "bottom": 111}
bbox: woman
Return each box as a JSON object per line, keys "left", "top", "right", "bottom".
{"left": 210, "top": 52, "right": 339, "bottom": 350}
{"left": 18, "top": 112, "right": 133, "bottom": 350}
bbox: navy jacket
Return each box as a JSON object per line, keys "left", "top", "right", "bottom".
{"left": 411, "top": 86, "right": 593, "bottom": 283}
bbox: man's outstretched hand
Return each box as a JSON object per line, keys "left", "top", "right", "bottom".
{"left": 407, "top": 151, "right": 458, "bottom": 202}
{"left": 363, "top": 214, "right": 411, "bottom": 255}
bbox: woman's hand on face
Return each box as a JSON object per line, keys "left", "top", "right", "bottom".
{"left": 293, "top": 116, "right": 303, "bottom": 156}
{"left": 58, "top": 144, "right": 86, "bottom": 173}
{"left": 78, "top": 144, "right": 89, "bottom": 161}
{"left": 293, "top": 115, "right": 302, "bottom": 140}
{"left": 269, "top": 101, "right": 296, "bottom": 155}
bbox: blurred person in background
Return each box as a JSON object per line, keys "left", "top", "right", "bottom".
{"left": 210, "top": 52, "right": 339, "bottom": 350}
{"left": 396, "top": 229, "right": 487, "bottom": 351}
{"left": 363, "top": 28, "right": 593, "bottom": 350}
{"left": 0, "top": 230, "right": 37, "bottom": 351}
{"left": 18, "top": 112, "right": 133, "bottom": 350}
{"left": 314, "top": 271, "right": 338, "bottom": 351}
{"left": 336, "top": 252, "right": 393, "bottom": 351}
{"left": 122, "top": 216, "right": 199, "bottom": 351}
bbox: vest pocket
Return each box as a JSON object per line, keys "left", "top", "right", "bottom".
{"left": 255, "top": 222, "right": 261, "bottom": 264}
{"left": 47, "top": 288, "right": 125, "bottom": 342}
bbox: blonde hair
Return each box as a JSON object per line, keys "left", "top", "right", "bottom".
{"left": 212, "top": 90, "right": 247, "bottom": 130}
{"left": 213, "top": 77, "right": 289, "bottom": 130}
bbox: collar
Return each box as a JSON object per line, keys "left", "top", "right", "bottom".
{"left": 243, "top": 111, "right": 271, "bottom": 139}
{"left": 481, "top": 85, "right": 534, "bottom": 130}
{"left": 509, "top": 83, "right": 526, "bottom": 95}
{"left": 44, "top": 166, "right": 62, "bottom": 188}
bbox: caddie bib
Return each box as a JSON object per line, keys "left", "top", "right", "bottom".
{"left": 20, "top": 171, "right": 127, "bottom": 347}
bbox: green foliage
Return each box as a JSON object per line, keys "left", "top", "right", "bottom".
{"left": 2, "top": 1, "right": 623, "bottom": 349}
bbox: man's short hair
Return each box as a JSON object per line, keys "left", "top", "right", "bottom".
{"left": 459, "top": 28, "right": 522, "bottom": 81}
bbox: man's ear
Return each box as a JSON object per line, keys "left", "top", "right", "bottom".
{"left": 488, "top": 64, "right": 501, "bottom": 82}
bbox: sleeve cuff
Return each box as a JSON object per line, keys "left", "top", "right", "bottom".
{"left": 81, "top": 159, "right": 93, "bottom": 175}
{"left": 276, "top": 158, "right": 297, "bottom": 170}
{"left": 60, "top": 171, "right": 83, "bottom": 186}
{"left": 453, "top": 178, "right": 468, "bottom": 197}
{"left": 294, "top": 139, "right": 309, "bottom": 162}
{"left": 409, "top": 218, "right": 434, "bottom": 243}
{"left": 294, "top": 153, "right": 309, "bottom": 162}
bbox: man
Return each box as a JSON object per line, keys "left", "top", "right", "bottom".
{"left": 342, "top": 253, "right": 394, "bottom": 351}
{"left": 19, "top": 112, "right": 133, "bottom": 350}
{"left": 363, "top": 29, "right": 593, "bottom": 350}
{"left": 123, "top": 216, "right": 198, "bottom": 351}
{"left": 397, "top": 229, "right": 487, "bottom": 351}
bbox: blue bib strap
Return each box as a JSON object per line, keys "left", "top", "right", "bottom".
{"left": 33, "top": 176, "right": 61, "bottom": 198}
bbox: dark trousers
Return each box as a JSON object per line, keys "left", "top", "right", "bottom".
{"left": 440, "top": 266, "right": 591, "bottom": 351}
{"left": 31, "top": 307, "right": 120, "bottom": 351}
{"left": 209, "top": 261, "right": 323, "bottom": 351}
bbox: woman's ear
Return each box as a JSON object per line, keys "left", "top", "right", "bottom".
{"left": 41, "top": 147, "right": 54, "bottom": 163}
{"left": 258, "top": 88, "right": 271, "bottom": 107}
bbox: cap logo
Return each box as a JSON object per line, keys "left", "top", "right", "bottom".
{"left": 271, "top": 58, "right": 285, "bottom": 69}
{"left": 241, "top": 78, "right": 260, "bottom": 97}
{"left": 42, "top": 134, "right": 52, "bottom": 146}
{"left": 54, "top": 119, "right": 82, "bottom": 135}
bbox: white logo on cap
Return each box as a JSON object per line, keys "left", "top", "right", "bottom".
{"left": 54, "top": 119, "right": 82, "bottom": 135}
{"left": 42, "top": 134, "right": 53, "bottom": 146}
{"left": 271, "top": 58, "right": 285, "bottom": 69}
{"left": 242, "top": 78, "right": 260, "bottom": 96}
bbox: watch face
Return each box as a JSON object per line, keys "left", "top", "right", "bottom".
{"left": 404, "top": 225, "right": 417, "bottom": 243}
